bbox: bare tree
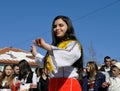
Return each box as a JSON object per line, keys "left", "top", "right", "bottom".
{"left": 87, "top": 41, "right": 96, "bottom": 61}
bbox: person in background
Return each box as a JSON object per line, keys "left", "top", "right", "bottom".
{"left": 13, "top": 64, "right": 19, "bottom": 77}
{"left": 0, "top": 64, "right": 15, "bottom": 90}
{"left": 82, "top": 61, "right": 107, "bottom": 91}
{"left": 34, "top": 67, "right": 49, "bottom": 91}
{"left": 17, "top": 59, "right": 37, "bottom": 91}
{"left": 110, "top": 59, "right": 117, "bottom": 66}
{"left": 102, "top": 62, "right": 120, "bottom": 91}
{"left": 99, "top": 56, "right": 112, "bottom": 82}
{"left": 38, "top": 68, "right": 49, "bottom": 91}
{"left": 31, "top": 15, "right": 83, "bottom": 91}
{"left": 77, "top": 67, "right": 87, "bottom": 86}
{"left": 35, "top": 67, "right": 40, "bottom": 84}
{"left": 99, "top": 56, "right": 111, "bottom": 72}
{"left": 12, "top": 64, "right": 20, "bottom": 91}
{"left": 34, "top": 67, "right": 41, "bottom": 91}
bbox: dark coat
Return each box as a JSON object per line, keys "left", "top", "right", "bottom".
{"left": 82, "top": 72, "right": 107, "bottom": 91}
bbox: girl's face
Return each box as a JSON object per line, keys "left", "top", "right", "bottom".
{"left": 5, "top": 66, "right": 13, "bottom": 76}
{"left": 86, "top": 63, "right": 91, "bottom": 72}
{"left": 53, "top": 19, "right": 68, "bottom": 38}
{"left": 112, "top": 67, "right": 120, "bottom": 77}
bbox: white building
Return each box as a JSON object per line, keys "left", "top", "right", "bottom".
{"left": 0, "top": 47, "right": 38, "bottom": 71}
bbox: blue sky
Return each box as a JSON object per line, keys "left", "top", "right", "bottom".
{"left": 0, "top": 0, "right": 120, "bottom": 65}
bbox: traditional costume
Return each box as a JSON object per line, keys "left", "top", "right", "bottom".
{"left": 35, "top": 40, "right": 82, "bottom": 91}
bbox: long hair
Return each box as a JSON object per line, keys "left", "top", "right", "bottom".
{"left": 18, "top": 59, "right": 32, "bottom": 80}
{"left": 51, "top": 15, "right": 77, "bottom": 45}
{"left": 87, "top": 61, "right": 98, "bottom": 77}
{"left": 45, "top": 15, "right": 83, "bottom": 69}
{"left": 0, "top": 64, "right": 14, "bottom": 88}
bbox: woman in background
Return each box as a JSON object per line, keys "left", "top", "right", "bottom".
{"left": 18, "top": 59, "right": 37, "bottom": 91}
{"left": 0, "top": 64, "right": 15, "bottom": 90}
{"left": 82, "top": 61, "right": 107, "bottom": 91}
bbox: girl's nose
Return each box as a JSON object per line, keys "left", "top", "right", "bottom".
{"left": 56, "top": 25, "right": 60, "bottom": 30}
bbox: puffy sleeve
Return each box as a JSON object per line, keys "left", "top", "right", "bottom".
{"left": 35, "top": 53, "right": 44, "bottom": 68}
{"left": 34, "top": 41, "right": 82, "bottom": 73}
{"left": 50, "top": 41, "right": 81, "bottom": 68}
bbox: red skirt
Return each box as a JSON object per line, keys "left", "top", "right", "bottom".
{"left": 49, "top": 78, "right": 82, "bottom": 91}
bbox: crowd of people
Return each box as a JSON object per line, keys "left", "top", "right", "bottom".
{"left": 82, "top": 56, "right": 120, "bottom": 91}
{"left": 0, "top": 56, "right": 119, "bottom": 91}
{"left": 0, "top": 15, "right": 119, "bottom": 91}
{"left": 0, "top": 59, "right": 49, "bottom": 91}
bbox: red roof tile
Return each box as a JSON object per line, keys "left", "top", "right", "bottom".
{"left": 0, "top": 47, "right": 38, "bottom": 66}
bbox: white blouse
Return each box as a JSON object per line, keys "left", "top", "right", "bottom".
{"left": 107, "top": 77, "right": 120, "bottom": 91}
{"left": 20, "top": 72, "right": 37, "bottom": 90}
{"left": 35, "top": 41, "right": 81, "bottom": 78}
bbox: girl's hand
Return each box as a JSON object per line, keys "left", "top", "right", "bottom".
{"left": 33, "top": 38, "right": 46, "bottom": 48}
{"left": 30, "top": 83, "right": 37, "bottom": 88}
{"left": 30, "top": 46, "right": 37, "bottom": 57}
{"left": 102, "top": 82, "right": 110, "bottom": 88}
{"left": 33, "top": 38, "right": 52, "bottom": 53}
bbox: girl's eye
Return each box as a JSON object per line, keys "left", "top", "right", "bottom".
{"left": 59, "top": 24, "right": 64, "bottom": 27}
{"left": 53, "top": 24, "right": 64, "bottom": 28}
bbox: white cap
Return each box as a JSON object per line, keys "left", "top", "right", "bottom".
{"left": 113, "top": 62, "right": 120, "bottom": 69}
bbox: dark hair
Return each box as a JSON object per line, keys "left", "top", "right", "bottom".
{"left": 51, "top": 15, "right": 83, "bottom": 69}
{"left": 111, "top": 59, "right": 117, "bottom": 62}
{"left": 44, "top": 15, "right": 83, "bottom": 73}
{"left": 51, "top": 15, "right": 77, "bottom": 45}
{"left": 104, "top": 56, "right": 111, "bottom": 62}
{"left": 12, "top": 64, "right": 19, "bottom": 69}
{"left": 0, "top": 71, "right": 2, "bottom": 73}
{"left": 18, "top": 59, "right": 32, "bottom": 80}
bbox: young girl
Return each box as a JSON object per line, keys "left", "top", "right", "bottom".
{"left": 36, "top": 68, "right": 49, "bottom": 91}
{"left": 31, "top": 15, "right": 83, "bottom": 91}
{"left": 82, "top": 61, "right": 106, "bottom": 91}
{"left": 17, "top": 59, "right": 37, "bottom": 91}
{"left": 0, "top": 64, "right": 15, "bottom": 91}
